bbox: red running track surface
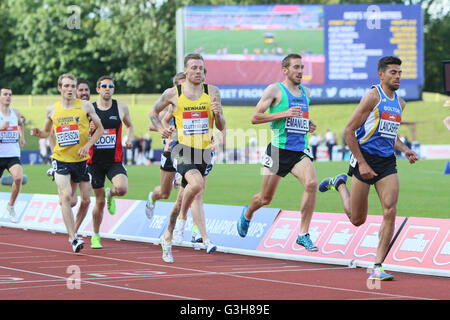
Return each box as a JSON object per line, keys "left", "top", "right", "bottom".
{"left": 0, "top": 227, "right": 448, "bottom": 302}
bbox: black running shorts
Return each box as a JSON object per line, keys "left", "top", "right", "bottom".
{"left": 262, "top": 143, "right": 313, "bottom": 177}
{"left": 52, "top": 159, "right": 90, "bottom": 183}
{"left": 347, "top": 149, "right": 397, "bottom": 185}
{"left": 88, "top": 162, "right": 127, "bottom": 189}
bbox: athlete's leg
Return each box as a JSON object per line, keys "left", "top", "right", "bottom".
{"left": 152, "top": 170, "right": 176, "bottom": 202}
{"left": 189, "top": 176, "right": 209, "bottom": 242}
{"left": 55, "top": 173, "right": 77, "bottom": 241}
{"left": 110, "top": 173, "right": 128, "bottom": 197}
{"left": 245, "top": 167, "right": 281, "bottom": 220}
{"left": 92, "top": 187, "right": 106, "bottom": 235}
{"left": 179, "top": 169, "right": 204, "bottom": 218}
{"left": 74, "top": 180, "right": 91, "bottom": 233}
{"left": 373, "top": 174, "right": 399, "bottom": 264}
{"left": 7, "top": 164, "right": 23, "bottom": 207}
{"left": 289, "top": 158, "right": 318, "bottom": 234}
{"left": 163, "top": 187, "right": 183, "bottom": 242}
{"left": 335, "top": 177, "right": 371, "bottom": 226}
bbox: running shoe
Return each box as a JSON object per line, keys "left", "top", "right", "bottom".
{"left": 296, "top": 233, "right": 319, "bottom": 252}
{"left": 105, "top": 187, "right": 116, "bottom": 215}
{"left": 368, "top": 266, "right": 394, "bottom": 281}
{"left": 6, "top": 204, "right": 17, "bottom": 223}
{"left": 71, "top": 237, "right": 84, "bottom": 253}
{"left": 191, "top": 225, "right": 203, "bottom": 243}
{"left": 173, "top": 219, "right": 186, "bottom": 244}
{"left": 145, "top": 191, "right": 155, "bottom": 219}
{"left": 237, "top": 206, "right": 250, "bottom": 238}
{"left": 205, "top": 239, "right": 217, "bottom": 254}
{"left": 160, "top": 236, "right": 174, "bottom": 263}
{"left": 318, "top": 174, "right": 347, "bottom": 192}
{"left": 90, "top": 235, "right": 103, "bottom": 249}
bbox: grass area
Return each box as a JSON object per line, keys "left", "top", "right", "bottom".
{"left": 16, "top": 91, "right": 450, "bottom": 151}
{"left": 5, "top": 159, "right": 448, "bottom": 219}
{"left": 186, "top": 29, "right": 325, "bottom": 55}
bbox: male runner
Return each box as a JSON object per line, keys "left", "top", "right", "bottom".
{"left": 318, "top": 56, "right": 418, "bottom": 280}
{"left": 30, "top": 74, "right": 104, "bottom": 253}
{"left": 237, "top": 53, "right": 319, "bottom": 252}
{"left": 0, "top": 87, "right": 25, "bottom": 223}
{"left": 149, "top": 53, "right": 226, "bottom": 263}
{"left": 145, "top": 72, "right": 186, "bottom": 220}
{"left": 88, "top": 75, "right": 133, "bottom": 249}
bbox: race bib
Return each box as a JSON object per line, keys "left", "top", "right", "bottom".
{"left": 183, "top": 111, "right": 209, "bottom": 135}
{"left": 379, "top": 112, "right": 401, "bottom": 140}
{"left": 56, "top": 124, "right": 80, "bottom": 147}
{"left": 285, "top": 110, "right": 309, "bottom": 134}
{"left": 0, "top": 126, "right": 19, "bottom": 143}
{"left": 94, "top": 128, "right": 116, "bottom": 149}
{"left": 350, "top": 153, "right": 357, "bottom": 168}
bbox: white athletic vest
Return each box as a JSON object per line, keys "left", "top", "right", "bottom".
{"left": 0, "top": 108, "right": 21, "bottom": 158}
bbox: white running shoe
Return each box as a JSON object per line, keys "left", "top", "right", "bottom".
{"left": 173, "top": 219, "right": 186, "bottom": 244}
{"left": 145, "top": 191, "right": 155, "bottom": 219}
{"left": 70, "top": 237, "right": 84, "bottom": 253}
{"left": 160, "top": 236, "right": 174, "bottom": 263}
{"left": 7, "top": 204, "right": 17, "bottom": 223}
{"left": 205, "top": 239, "right": 217, "bottom": 254}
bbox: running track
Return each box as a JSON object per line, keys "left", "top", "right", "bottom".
{"left": 0, "top": 227, "right": 447, "bottom": 302}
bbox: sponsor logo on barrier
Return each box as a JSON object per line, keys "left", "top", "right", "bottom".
{"left": 393, "top": 225, "right": 440, "bottom": 263}
{"left": 354, "top": 223, "right": 381, "bottom": 258}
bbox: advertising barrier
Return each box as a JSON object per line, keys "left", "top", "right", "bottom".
{"left": 0, "top": 192, "right": 447, "bottom": 278}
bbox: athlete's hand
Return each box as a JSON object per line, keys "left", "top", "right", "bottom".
{"left": 309, "top": 120, "right": 317, "bottom": 133}
{"left": 30, "top": 127, "right": 40, "bottom": 137}
{"left": 285, "top": 107, "right": 301, "bottom": 118}
{"left": 78, "top": 145, "right": 90, "bottom": 159}
{"left": 405, "top": 149, "right": 419, "bottom": 164}
{"left": 211, "top": 96, "right": 221, "bottom": 116}
{"left": 125, "top": 138, "right": 132, "bottom": 149}
{"left": 159, "top": 125, "right": 174, "bottom": 139}
{"left": 89, "top": 120, "right": 96, "bottom": 133}
{"left": 163, "top": 138, "right": 173, "bottom": 152}
{"left": 358, "top": 161, "right": 378, "bottom": 180}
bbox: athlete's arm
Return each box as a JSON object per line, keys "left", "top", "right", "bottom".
{"left": 149, "top": 87, "right": 175, "bottom": 139}
{"left": 80, "top": 101, "right": 104, "bottom": 158}
{"left": 209, "top": 85, "right": 226, "bottom": 131}
{"left": 343, "top": 88, "right": 379, "bottom": 180}
{"left": 30, "top": 105, "right": 54, "bottom": 139}
{"left": 118, "top": 102, "right": 134, "bottom": 149}
{"left": 14, "top": 109, "right": 25, "bottom": 147}
{"left": 251, "top": 83, "right": 301, "bottom": 125}
{"left": 394, "top": 98, "right": 418, "bottom": 164}
{"left": 302, "top": 86, "right": 317, "bottom": 133}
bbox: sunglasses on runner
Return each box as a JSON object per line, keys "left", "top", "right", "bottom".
{"left": 99, "top": 84, "right": 115, "bottom": 89}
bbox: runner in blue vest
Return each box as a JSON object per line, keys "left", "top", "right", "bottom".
{"left": 237, "top": 53, "right": 319, "bottom": 252}
{"left": 319, "top": 56, "right": 418, "bottom": 281}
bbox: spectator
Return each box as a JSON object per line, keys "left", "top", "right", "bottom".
{"left": 325, "top": 129, "right": 336, "bottom": 161}
{"left": 309, "top": 133, "right": 321, "bottom": 160}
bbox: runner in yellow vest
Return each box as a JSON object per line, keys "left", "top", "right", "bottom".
{"left": 30, "top": 74, "right": 104, "bottom": 253}
{"left": 149, "top": 53, "right": 226, "bottom": 263}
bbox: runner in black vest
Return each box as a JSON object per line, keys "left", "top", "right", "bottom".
{"left": 87, "top": 75, "right": 134, "bottom": 249}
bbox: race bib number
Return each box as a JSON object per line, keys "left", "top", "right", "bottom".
{"left": 261, "top": 153, "right": 273, "bottom": 168}
{"left": 94, "top": 128, "right": 116, "bottom": 149}
{"left": 379, "top": 112, "right": 401, "bottom": 140}
{"left": 183, "top": 111, "right": 209, "bottom": 135}
{"left": 0, "top": 126, "right": 19, "bottom": 143}
{"left": 56, "top": 124, "right": 80, "bottom": 147}
{"left": 285, "top": 109, "right": 309, "bottom": 135}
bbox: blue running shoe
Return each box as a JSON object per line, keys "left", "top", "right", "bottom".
{"left": 368, "top": 266, "right": 394, "bottom": 281}
{"left": 296, "top": 233, "right": 319, "bottom": 252}
{"left": 318, "top": 174, "right": 347, "bottom": 192}
{"left": 237, "top": 206, "right": 250, "bottom": 238}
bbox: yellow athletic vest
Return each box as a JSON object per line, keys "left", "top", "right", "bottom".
{"left": 173, "top": 84, "right": 213, "bottom": 149}
{"left": 52, "top": 99, "right": 90, "bottom": 162}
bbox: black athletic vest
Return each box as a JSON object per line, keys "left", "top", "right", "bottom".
{"left": 88, "top": 99, "right": 123, "bottom": 164}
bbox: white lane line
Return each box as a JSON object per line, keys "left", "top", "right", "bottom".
{"left": 0, "top": 265, "right": 200, "bottom": 300}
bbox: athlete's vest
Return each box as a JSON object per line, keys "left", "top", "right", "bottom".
{"left": 270, "top": 83, "right": 310, "bottom": 152}
{"left": 173, "top": 84, "right": 213, "bottom": 150}
{"left": 52, "top": 99, "right": 90, "bottom": 162}
{"left": 88, "top": 100, "right": 123, "bottom": 164}
{"left": 0, "top": 108, "right": 21, "bottom": 158}
{"left": 356, "top": 85, "right": 402, "bottom": 157}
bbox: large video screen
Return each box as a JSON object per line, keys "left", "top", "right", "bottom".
{"left": 179, "top": 4, "right": 423, "bottom": 105}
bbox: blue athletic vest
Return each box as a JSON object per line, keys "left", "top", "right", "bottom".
{"left": 356, "top": 84, "right": 402, "bottom": 157}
